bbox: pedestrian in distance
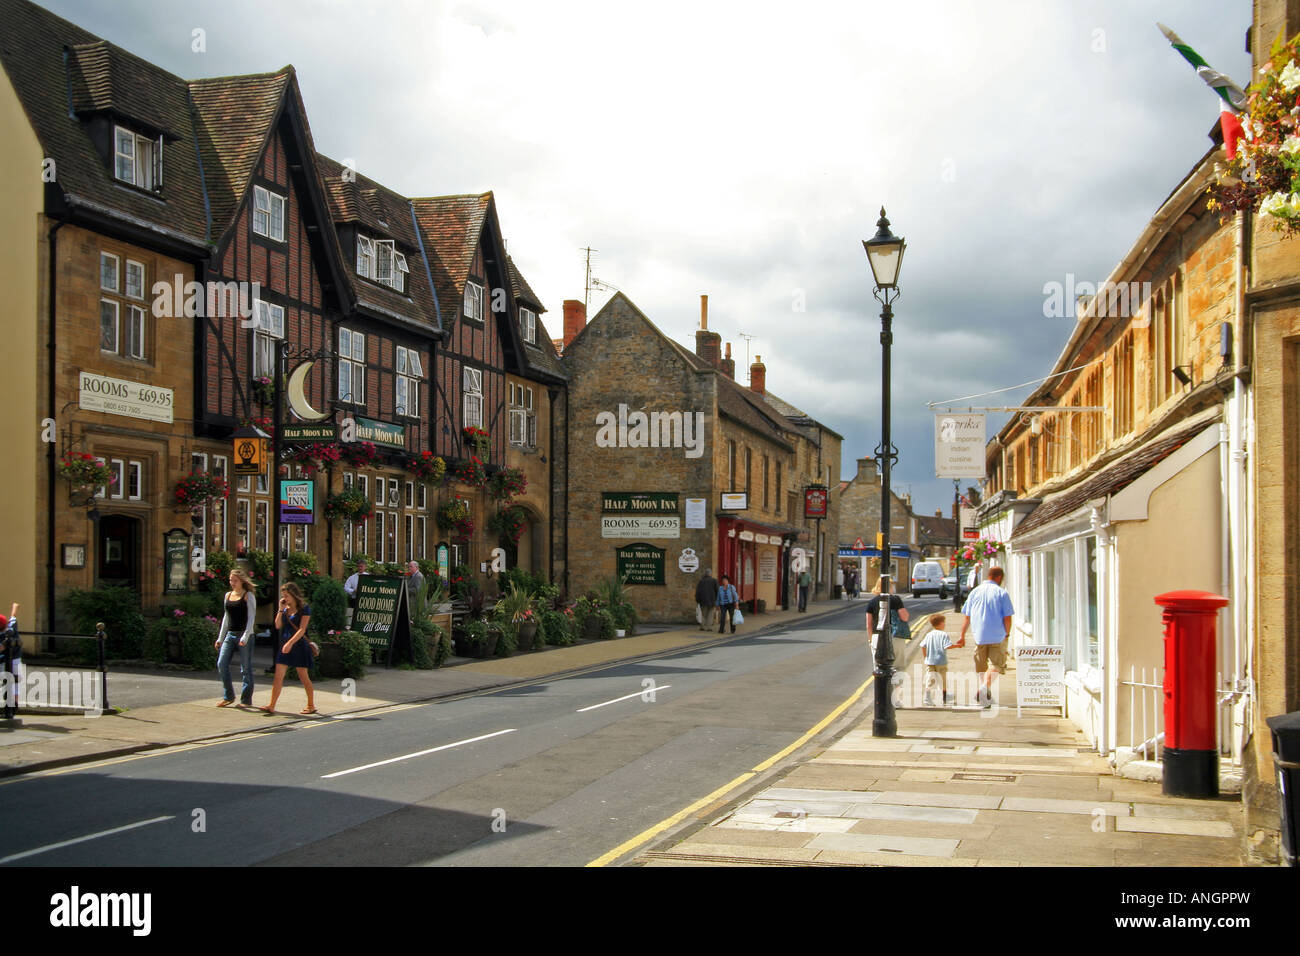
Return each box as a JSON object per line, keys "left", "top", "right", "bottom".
{"left": 213, "top": 568, "right": 257, "bottom": 707}
{"left": 960, "top": 567, "right": 1014, "bottom": 708}
{"left": 919, "top": 612, "right": 964, "bottom": 706}
{"left": 717, "top": 574, "right": 739, "bottom": 634}
{"left": 405, "top": 560, "right": 425, "bottom": 606}
{"left": 837, "top": 564, "right": 846, "bottom": 600}
{"left": 695, "top": 569, "right": 719, "bottom": 630}
{"left": 260, "top": 582, "right": 318, "bottom": 716}
{"left": 797, "top": 568, "right": 811, "bottom": 612}
{"left": 0, "top": 603, "right": 22, "bottom": 719}
{"left": 848, "top": 567, "right": 860, "bottom": 600}
{"left": 864, "top": 577, "right": 909, "bottom": 665}
{"left": 344, "top": 558, "right": 368, "bottom": 600}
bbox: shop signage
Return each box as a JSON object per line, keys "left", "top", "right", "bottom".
{"left": 754, "top": 534, "right": 770, "bottom": 545}
{"left": 721, "top": 492, "right": 748, "bottom": 511}
{"left": 601, "top": 516, "right": 680, "bottom": 538}
{"left": 352, "top": 416, "right": 406, "bottom": 449}
{"left": 232, "top": 434, "right": 266, "bottom": 476}
{"left": 935, "top": 413, "right": 986, "bottom": 479}
{"left": 78, "top": 371, "right": 173, "bottom": 423}
{"left": 353, "top": 576, "right": 412, "bottom": 663}
{"left": 684, "top": 497, "right": 707, "bottom": 529}
{"left": 163, "top": 529, "right": 189, "bottom": 593}
{"left": 963, "top": 529, "right": 979, "bottom": 540}
{"left": 759, "top": 551, "right": 777, "bottom": 583}
{"left": 804, "top": 484, "right": 828, "bottom": 519}
{"left": 1016, "top": 645, "right": 1065, "bottom": 711}
{"left": 738, "top": 530, "right": 755, "bottom": 542}
{"left": 279, "top": 479, "right": 314, "bottom": 524}
{"left": 616, "top": 543, "right": 666, "bottom": 585}
{"left": 282, "top": 423, "right": 338, "bottom": 443}
{"left": 601, "top": 492, "right": 678, "bottom": 514}
{"left": 437, "top": 543, "right": 450, "bottom": 583}
{"left": 677, "top": 547, "right": 700, "bottom": 573}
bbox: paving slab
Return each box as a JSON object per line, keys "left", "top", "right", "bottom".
{"left": 807, "top": 832, "right": 959, "bottom": 857}
{"left": 1115, "top": 817, "right": 1236, "bottom": 838}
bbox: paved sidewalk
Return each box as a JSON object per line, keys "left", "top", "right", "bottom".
{"left": 0, "top": 598, "right": 850, "bottom": 777}
{"left": 634, "top": 622, "right": 1247, "bottom": 867}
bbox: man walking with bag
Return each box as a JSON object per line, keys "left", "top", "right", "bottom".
{"left": 695, "top": 569, "right": 718, "bottom": 631}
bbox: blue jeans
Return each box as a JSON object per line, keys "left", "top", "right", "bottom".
{"left": 217, "top": 635, "right": 254, "bottom": 703}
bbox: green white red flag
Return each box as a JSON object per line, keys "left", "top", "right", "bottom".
{"left": 1158, "top": 23, "right": 1248, "bottom": 159}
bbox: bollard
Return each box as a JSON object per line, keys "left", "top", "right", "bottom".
{"left": 96, "top": 622, "right": 108, "bottom": 712}
{"left": 1154, "top": 590, "right": 1228, "bottom": 798}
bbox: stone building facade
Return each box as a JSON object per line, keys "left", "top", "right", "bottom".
{"left": 837, "top": 458, "right": 921, "bottom": 592}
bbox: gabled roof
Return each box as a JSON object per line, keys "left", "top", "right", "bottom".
{"left": 0, "top": 0, "right": 210, "bottom": 247}
{"left": 505, "top": 257, "right": 566, "bottom": 382}
{"left": 761, "top": 390, "right": 845, "bottom": 441}
{"left": 507, "top": 256, "right": 545, "bottom": 312}
{"left": 317, "top": 153, "right": 441, "bottom": 335}
{"left": 918, "top": 514, "right": 956, "bottom": 544}
{"left": 188, "top": 69, "right": 293, "bottom": 241}
{"left": 410, "top": 192, "right": 493, "bottom": 319}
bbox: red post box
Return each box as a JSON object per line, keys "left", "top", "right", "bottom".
{"left": 1154, "top": 589, "right": 1228, "bottom": 798}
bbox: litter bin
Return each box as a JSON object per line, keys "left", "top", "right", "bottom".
{"left": 1266, "top": 711, "right": 1300, "bottom": 867}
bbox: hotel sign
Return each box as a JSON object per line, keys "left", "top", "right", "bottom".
{"left": 601, "top": 492, "right": 679, "bottom": 514}
{"left": 79, "top": 371, "right": 173, "bottom": 423}
{"left": 601, "top": 516, "right": 680, "bottom": 539}
{"left": 353, "top": 416, "right": 406, "bottom": 449}
{"left": 616, "top": 543, "right": 666, "bottom": 586}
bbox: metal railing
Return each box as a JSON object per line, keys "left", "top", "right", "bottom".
{"left": 4, "top": 623, "right": 109, "bottom": 715}
{"left": 1119, "top": 666, "right": 1238, "bottom": 763}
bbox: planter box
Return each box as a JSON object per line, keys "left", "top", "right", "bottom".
{"left": 319, "top": 642, "right": 346, "bottom": 678}
{"left": 516, "top": 622, "right": 538, "bottom": 652}
{"left": 582, "top": 616, "right": 602, "bottom": 641}
{"left": 431, "top": 612, "right": 453, "bottom": 637}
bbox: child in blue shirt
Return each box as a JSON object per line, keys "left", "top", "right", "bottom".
{"left": 919, "top": 613, "right": 963, "bottom": 707}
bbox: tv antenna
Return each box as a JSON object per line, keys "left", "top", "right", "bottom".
{"left": 738, "top": 331, "right": 758, "bottom": 382}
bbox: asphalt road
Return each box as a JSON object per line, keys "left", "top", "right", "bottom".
{"left": 0, "top": 596, "right": 949, "bottom": 867}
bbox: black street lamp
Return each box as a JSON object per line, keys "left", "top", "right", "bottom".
{"left": 863, "top": 208, "right": 905, "bottom": 737}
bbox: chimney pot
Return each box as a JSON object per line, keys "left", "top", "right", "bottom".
{"left": 562, "top": 299, "right": 587, "bottom": 350}
{"left": 749, "top": 354, "right": 766, "bottom": 396}
{"left": 700, "top": 294, "right": 708, "bottom": 330}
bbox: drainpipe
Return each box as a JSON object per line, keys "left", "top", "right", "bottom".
{"left": 1230, "top": 210, "right": 1251, "bottom": 765}
{"left": 46, "top": 217, "right": 66, "bottom": 639}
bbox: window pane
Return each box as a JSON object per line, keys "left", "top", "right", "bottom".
{"left": 135, "top": 137, "right": 153, "bottom": 189}
{"left": 128, "top": 306, "right": 146, "bottom": 359}
{"left": 271, "top": 194, "right": 285, "bottom": 240}
{"left": 128, "top": 461, "right": 141, "bottom": 499}
{"left": 351, "top": 332, "right": 364, "bottom": 361}
{"left": 100, "top": 253, "right": 118, "bottom": 291}
{"left": 100, "top": 300, "right": 119, "bottom": 352}
{"left": 396, "top": 347, "right": 407, "bottom": 375}
{"left": 114, "top": 129, "right": 135, "bottom": 182}
{"left": 125, "top": 261, "right": 144, "bottom": 299}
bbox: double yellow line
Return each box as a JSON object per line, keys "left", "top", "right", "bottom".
{"left": 587, "top": 613, "right": 931, "bottom": 866}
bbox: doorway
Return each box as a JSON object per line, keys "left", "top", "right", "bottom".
{"left": 98, "top": 514, "right": 141, "bottom": 594}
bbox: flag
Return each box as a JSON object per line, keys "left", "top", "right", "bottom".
{"left": 1158, "top": 23, "right": 1248, "bottom": 160}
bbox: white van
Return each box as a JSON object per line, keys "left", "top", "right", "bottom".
{"left": 910, "top": 561, "right": 944, "bottom": 598}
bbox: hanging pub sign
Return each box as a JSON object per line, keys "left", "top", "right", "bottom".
{"left": 616, "top": 543, "right": 666, "bottom": 586}
{"left": 279, "top": 479, "right": 314, "bottom": 524}
{"left": 231, "top": 424, "right": 268, "bottom": 476}
{"left": 353, "top": 575, "right": 413, "bottom": 665}
{"left": 804, "top": 484, "right": 828, "bottom": 519}
{"left": 163, "top": 528, "right": 189, "bottom": 593}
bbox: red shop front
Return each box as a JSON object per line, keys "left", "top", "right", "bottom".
{"left": 716, "top": 516, "right": 796, "bottom": 613}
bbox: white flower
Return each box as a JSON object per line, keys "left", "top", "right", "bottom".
{"left": 1260, "top": 192, "right": 1300, "bottom": 219}
{"left": 1281, "top": 59, "right": 1300, "bottom": 91}
{"left": 1283, "top": 136, "right": 1300, "bottom": 155}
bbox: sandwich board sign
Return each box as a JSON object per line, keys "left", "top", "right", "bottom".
{"left": 352, "top": 576, "right": 412, "bottom": 666}
{"left": 1015, "top": 645, "right": 1065, "bottom": 715}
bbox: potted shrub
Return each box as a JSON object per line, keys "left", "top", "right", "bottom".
{"left": 494, "top": 582, "right": 538, "bottom": 652}
{"left": 464, "top": 618, "right": 499, "bottom": 658}
{"left": 319, "top": 630, "right": 368, "bottom": 679}
{"left": 573, "top": 594, "right": 605, "bottom": 640}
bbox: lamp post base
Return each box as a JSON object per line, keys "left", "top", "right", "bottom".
{"left": 872, "top": 666, "right": 896, "bottom": 737}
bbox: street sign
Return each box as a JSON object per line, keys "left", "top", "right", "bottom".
{"left": 935, "top": 413, "right": 986, "bottom": 479}
{"left": 853, "top": 537, "right": 865, "bottom": 549}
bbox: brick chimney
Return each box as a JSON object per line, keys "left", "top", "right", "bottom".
{"left": 562, "top": 299, "right": 586, "bottom": 350}
{"left": 749, "top": 355, "right": 766, "bottom": 395}
{"left": 694, "top": 294, "right": 721, "bottom": 368}
{"left": 721, "top": 342, "right": 735, "bottom": 380}
{"left": 856, "top": 457, "right": 878, "bottom": 482}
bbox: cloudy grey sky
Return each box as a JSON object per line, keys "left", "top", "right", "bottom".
{"left": 41, "top": 0, "right": 1251, "bottom": 517}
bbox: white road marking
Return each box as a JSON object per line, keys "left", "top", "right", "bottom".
{"left": 0, "top": 815, "right": 175, "bottom": 864}
{"left": 576, "top": 685, "right": 672, "bottom": 713}
{"left": 320, "top": 728, "right": 517, "bottom": 779}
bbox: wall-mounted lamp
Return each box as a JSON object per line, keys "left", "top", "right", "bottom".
{"left": 1030, "top": 415, "right": 1043, "bottom": 436}
{"left": 1172, "top": 365, "right": 1193, "bottom": 387}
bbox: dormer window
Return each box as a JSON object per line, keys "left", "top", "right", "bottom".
{"left": 253, "top": 186, "right": 286, "bottom": 242}
{"left": 464, "top": 281, "right": 484, "bottom": 321}
{"left": 358, "top": 237, "right": 407, "bottom": 293}
{"left": 520, "top": 307, "right": 537, "bottom": 345}
{"left": 357, "top": 236, "right": 374, "bottom": 278}
{"left": 114, "top": 125, "right": 159, "bottom": 190}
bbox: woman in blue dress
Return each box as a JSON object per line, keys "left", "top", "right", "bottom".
{"left": 259, "top": 582, "right": 319, "bottom": 715}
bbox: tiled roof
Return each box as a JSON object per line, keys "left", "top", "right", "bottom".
{"left": 1011, "top": 415, "right": 1217, "bottom": 540}
{"left": 507, "top": 256, "right": 545, "bottom": 311}
{"left": 410, "top": 193, "right": 492, "bottom": 322}
{"left": 919, "top": 515, "right": 956, "bottom": 543}
{"left": 317, "top": 153, "right": 440, "bottom": 335}
{"left": 0, "top": 0, "right": 211, "bottom": 246}
{"left": 761, "top": 390, "right": 845, "bottom": 441}
{"left": 504, "top": 256, "right": 566, "bottom": 381}
{"left": 188, "top": 69, "right": 293, "bottom": 242}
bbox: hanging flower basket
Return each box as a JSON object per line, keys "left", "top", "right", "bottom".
{"left": 239, "top": 415, "right": 275, "bottom": 437}
{"left": 488, "top": 466, "right": 527, "bottom": 502}
{"left": 436, "top": 498, "right": 471, "bottom": 531}
{"left": 953, "top": 537, "right": 1005, "bottom": 565}
{"left": 284, "top": 442, "right": 342, "bottom": 472}
{"left": 175, "top": 471, "right": 230, "bottom": 507}
{"left": 487, "top": 505, "right": 528, "bottom": 545}
{"left": 340, "top": 440, "right": 381, "bottom": 468}
{"left": 1209, "top": 31, "right": 1300, "bottom": 236}
{"left": 251, "top": 375, "right": 276, "bottom": 406}
{"left": 463, "top": 426, "right": 491, "bottom": 460}
{"left": 407, "top": 450, "right": 447, "bottom": 485}
{"left": 59, "top": 452, "right": 115, "bottom": 488}
{"left": 451, "top": 456, "right": 488, "bottom": 488}
{"left": 324, "top": 487, "right": 373, "bottom": 523}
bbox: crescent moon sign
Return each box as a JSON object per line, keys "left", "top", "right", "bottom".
{"left": 287, "top": 361, "right": 331, "bottom": 422}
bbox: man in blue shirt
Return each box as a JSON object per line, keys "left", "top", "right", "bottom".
{"left": 960, "top": 567, "right": 1014, "bottom": 707}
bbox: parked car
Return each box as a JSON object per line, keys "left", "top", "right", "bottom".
{"left": 943, "top": 565, "right": 976, "bottom": 601}
{"left": 910, "top": 561, "right": 945, "bottom": 598}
